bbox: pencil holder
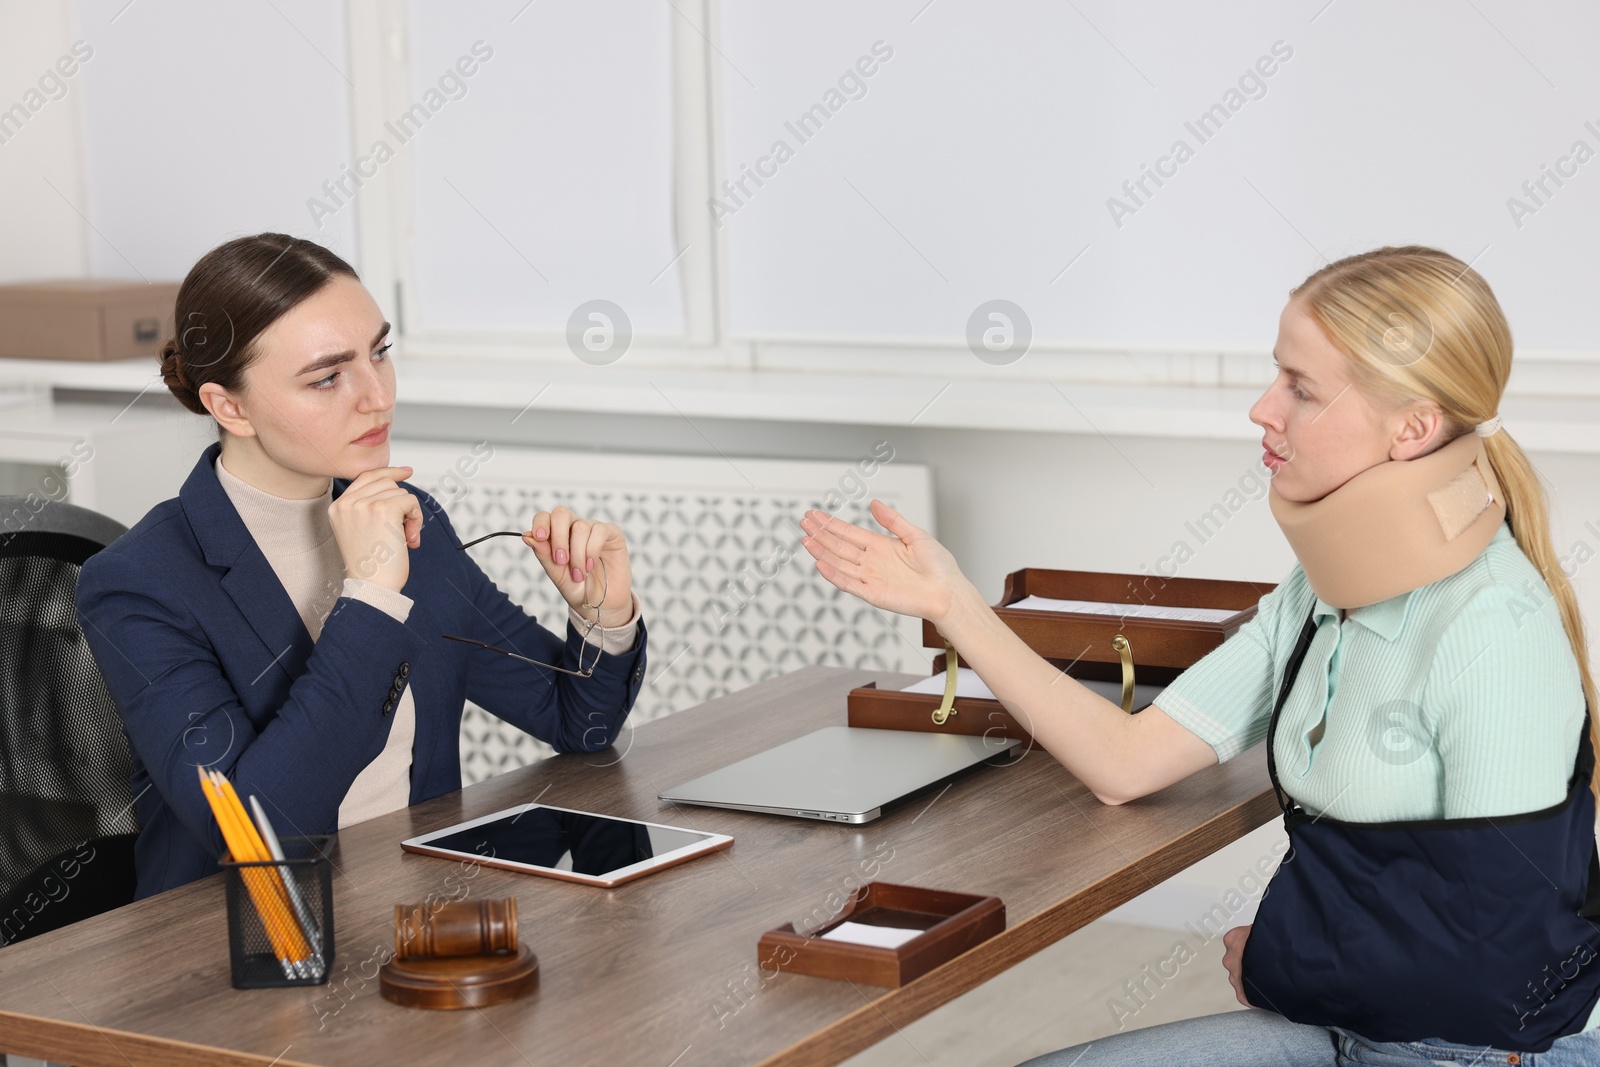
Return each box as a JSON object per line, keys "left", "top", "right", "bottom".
{"left": 221, "top": 835, "right": 335, "bottom": 989}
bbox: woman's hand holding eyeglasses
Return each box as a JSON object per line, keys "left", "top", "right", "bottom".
{"left": 330, "top": 465, "right": 424, "bottom": 594}
{"left": 522, "top": 506, "right": 633, "bottom": 623}
{"left": 799, "top": 499, "right": 971, "bottom": 626}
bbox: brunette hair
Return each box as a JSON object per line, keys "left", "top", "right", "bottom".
{"left": 158, "top": 234, "right": 358, "bottom": 420}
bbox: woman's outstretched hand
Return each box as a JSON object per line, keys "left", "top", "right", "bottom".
{"left": 799, "top": 499, "right": 969, "bottom": 624}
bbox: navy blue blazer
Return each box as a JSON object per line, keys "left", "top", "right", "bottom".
{"left": 75, "top": 442, "right": 648, "bottom": 898}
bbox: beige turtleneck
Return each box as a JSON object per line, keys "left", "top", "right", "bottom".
{"left": 215, "top": 457, "right": 417, "bottom": 827}
{"left": 213, "top": 456, "right": 642, "bottom": 829}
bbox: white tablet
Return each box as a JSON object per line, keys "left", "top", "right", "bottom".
{"left": 400, "top": 802, "right": 733, "bottom": 887}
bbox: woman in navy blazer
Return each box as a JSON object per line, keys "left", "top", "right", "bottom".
{"left": 76, "top": 234, "right": 648, "bottom": 898}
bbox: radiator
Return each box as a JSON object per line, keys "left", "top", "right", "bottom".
{"left": 396, "top": 439, "right": 933, "bottom": 784}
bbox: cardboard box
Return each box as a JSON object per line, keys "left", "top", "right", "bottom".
{"left": 0, "top": 280, "right": 180, "bottom": 362}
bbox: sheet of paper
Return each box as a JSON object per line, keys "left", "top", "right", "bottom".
{"left": 1007, "top": 595, "right": 1238, "bottom": 624}
{"left": 819, "top": 921, "right": 925, "bottom": 949}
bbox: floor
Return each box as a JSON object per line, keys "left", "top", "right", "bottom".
{"left": 843, "top": 919, "right": 1245, "bottom": 1067}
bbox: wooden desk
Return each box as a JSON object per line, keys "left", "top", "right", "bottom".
{"left": 0, "top": 666, "right": 1276, "bottom": 1067}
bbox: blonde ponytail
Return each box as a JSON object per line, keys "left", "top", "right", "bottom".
{"left": 1481, "top": 430, "right": 1600, "bottom": 804}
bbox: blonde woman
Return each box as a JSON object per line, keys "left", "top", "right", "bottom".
{"left": 801, "top": 247, "right": 1600, "bottom": 1064}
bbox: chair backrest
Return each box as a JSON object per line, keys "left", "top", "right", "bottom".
{"left": 0, "top": 496, "right": 137, "bottom": 946}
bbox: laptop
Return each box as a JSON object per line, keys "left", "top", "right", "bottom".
{"left": 657, "top": 726, "right": 1022, "bottom": 824}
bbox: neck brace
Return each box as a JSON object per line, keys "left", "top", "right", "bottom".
{"left": 1268, "top": 431, "right": 1505, "bottom": 610}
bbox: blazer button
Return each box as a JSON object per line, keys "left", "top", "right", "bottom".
{"left": 397, "top": 661, "right": 411, "bottom": 678}
{"left": 382, "top": 698, "right": 395, "bottom": 717}
{"left": 631, "top": 665, "right": 644, "bottom": 685}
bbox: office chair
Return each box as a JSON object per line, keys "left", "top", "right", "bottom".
{"left": 0, "top": 496, "right": 138, "bottom": 948}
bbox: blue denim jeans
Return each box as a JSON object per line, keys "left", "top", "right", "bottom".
{"left": 1015, "top": 1008, "right": 1600, "bottom": 1066}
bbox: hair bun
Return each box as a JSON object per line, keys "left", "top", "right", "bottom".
{"left": 158, "top": 339, "right": 205, "bottom": 414}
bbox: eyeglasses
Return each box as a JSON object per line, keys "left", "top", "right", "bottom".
{"left": 441, "top": 530, "right": 608, "bottom": 678}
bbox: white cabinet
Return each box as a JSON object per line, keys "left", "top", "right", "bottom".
{"left": 0, "top": 400, "right": 202, "bottom": 530}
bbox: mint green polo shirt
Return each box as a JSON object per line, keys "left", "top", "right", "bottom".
{"left": 1155, "top": 520, "right": 1598, "bottom": 1032}
{"left": 1158, "top": 521, "right": 1587, "bottom": 821}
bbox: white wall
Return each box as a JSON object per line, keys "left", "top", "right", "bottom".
{"left": 0, "top": 1, "right": 90, "bottom": 281}
{"left": 74, "top": 0, "right": 358, "bottom": 280}
{"left": 719, "top": 0, "right": 1600, "bottom": 353}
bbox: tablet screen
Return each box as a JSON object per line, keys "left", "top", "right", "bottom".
{"left": 410, "top": 804, "right": 725, "bottom": 882}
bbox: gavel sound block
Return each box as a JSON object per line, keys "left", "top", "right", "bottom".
{"left": 378, "top": 897, "right": 539, "bottom": 1009}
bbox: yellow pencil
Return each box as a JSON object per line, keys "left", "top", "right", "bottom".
{"left": 207, "top": 770, "right": 313, "bottom": 965}
{"left": 199, "top": 769, "right": 291, "bottom": 974}
{"left": 198, "top": 768, "right": 309, "bottom": 976}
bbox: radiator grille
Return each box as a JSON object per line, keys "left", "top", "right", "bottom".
{"left": 397, "top": 440, "right": 933, "bottom": 784}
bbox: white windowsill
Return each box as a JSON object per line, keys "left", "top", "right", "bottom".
{"left": 2, "top": 352, "right": 1597, "bottom": 454}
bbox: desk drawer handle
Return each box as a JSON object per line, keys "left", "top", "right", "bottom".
{"left": 931, "top": 644, "right": 959, "bottom": 725}
{"left": 1112, "top": 634, "right": 1135, "bottom": 714}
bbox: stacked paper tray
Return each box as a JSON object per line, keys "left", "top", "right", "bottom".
{"left": 849, "top": 567, "right": 1274, "bottom": 740}
{"left": 923, "top": 567, "right": 1271, "bottom": 669}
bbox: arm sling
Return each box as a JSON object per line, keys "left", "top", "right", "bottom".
{"left": 1241, "top": 607, "right": 1600, "bottom": 1053}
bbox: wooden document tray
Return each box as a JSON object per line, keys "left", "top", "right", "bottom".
{"left": 848, "top": 679, "right": 1036, "bottom": 742}
{"left": 758, "top": 882, "right": 1004, "bottom": 988}
{"left": 851, "top": 568, "right": 1272, "bottom": 741}
{"left": 927, "top": 567, "right": 1270, "bottom": 668}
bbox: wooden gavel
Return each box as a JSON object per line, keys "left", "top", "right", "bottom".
{"left": 393, "top": 897, "right": 518, "bottom": 960}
